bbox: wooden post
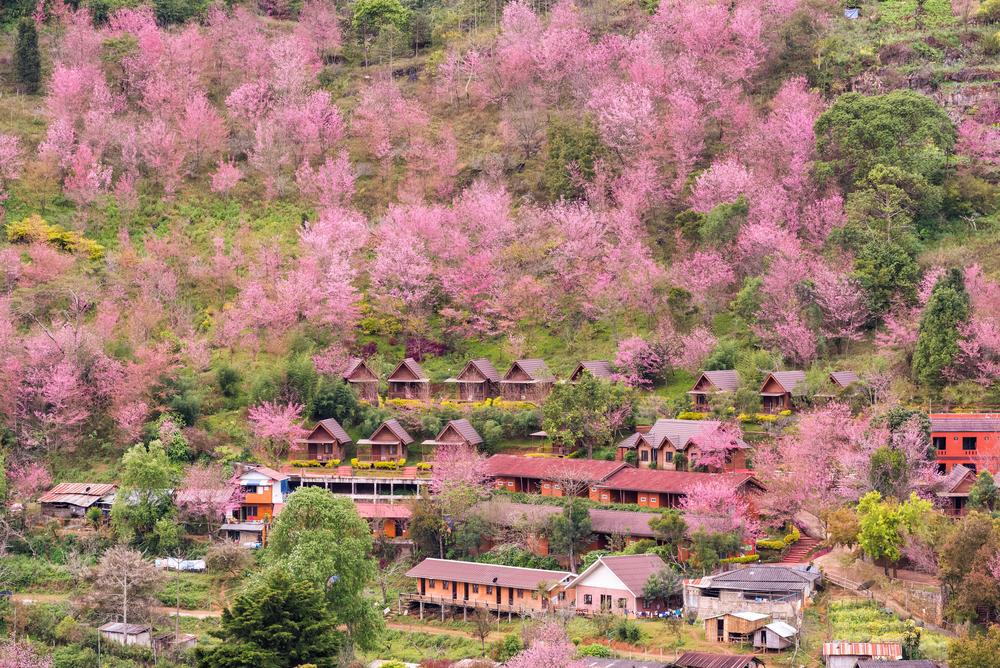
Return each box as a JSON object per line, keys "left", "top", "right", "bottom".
{"left": 441, "top": 603, "right": 445, "bottom": 622}
{"left": 420, "top": 601, "right": 424, "bottom": 620}
{"left": 464, "top": 606, "right": 467, "bottom": 622}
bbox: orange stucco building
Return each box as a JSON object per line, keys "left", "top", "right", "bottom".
{"left": 930, "top": 414, "right": 1000, "bottom": 474}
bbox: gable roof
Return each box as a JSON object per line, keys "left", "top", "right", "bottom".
{"left": 396, "top": 357, "right": 429, "bottom": 381}
{"left": 40, "top": 483, "right": 117, "bottom": 507}
{"left": 464, "top": 358, "right": 502, "bottom": 383}
{"left": 317, "top": 418, "right": 352, "bottom": 443}
{"left": 691, "top": 371, "right": 741, "bottom": 393}
{"left": 504, "top": 359, "right": 554, "bottom": 381}
{"left": 568, "top": 553, "right": 667, "bottom": 596}
{"left": 931, "top": 416, "right": 1000, "bottom": 433}
{"left": 572, "top": 361, "right": 616, "bottom": 381}
{"left": 482, "top": 454, "right": 630, "bottom": 482}
{"left": 371, "top": 419, "right": 414, "bottom": 444}
{"left": 822, "top": 642, "right": 902, "bottom": 659}
{"left": 761, "top": 371, "right": 808, "bottom": 395}
{"left": 406, "top": 558, "right": 571, "bottom": 589}
{"left": 937, "top": 464, "right": 976, "bottom": 496}
{"left": 617, "top": 419, "right": 747, "bottom": 452}
{"left": 599, "top": 469, "right": 763, "bottom": 495}
{"left": 343, "top": 357, "right": 377, "bottom": 380}
{"left": 704, "top": 565, "right": 820, "bottom": 592}
{"left": 441, "top": 419, "right": 483, "bottom": 445}
{"left": 240, "top": 466, "right": 289, "bottom": 482}
{"left": 673, "top": 652, "right": 765, "bottom": 668}
{"left": 764, "top": 621, "right": 797, "bottom": 639}
{"left": 829, "top": 371, "right": 859, "bottom": 387}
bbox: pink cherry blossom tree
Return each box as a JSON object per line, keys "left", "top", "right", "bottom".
{"left": 175, "top": 462, "right": 244, "bottom": 532}
{"left": 247, "top": 400, "right": 308, "bottom": 465}
{"left": 430, "top": 442, "right": 492, "bottom": 513}
{"left": 612, "top": 335, "right": 663, "bottom": 390}
{"left": 5, "top": 461, "right": 52, "bottom": 509}
{"left": 506, "top": 620, "right": 588, "bottom": 668}
{"left": 0, "top": 639, "right": 53, "bottom": 668}
{"left": 680, "top": 478, "right": 761, "bottom": 540}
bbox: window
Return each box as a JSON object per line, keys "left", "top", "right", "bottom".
{"left": 262, "top": 486, "right": 270, "bottom": 492}
{"left": 601, "top": 494, "right": 608, "bottom": 500}
{"left": 933, "top": 437, "right": 946, "bottom": 451}
{"left": 442, "top": 581, "right": 449, "bottom": 591}
{"left": 543, "top": 484, "right": 550, "bottom": 489}
{"left": 324, "top": 443, "right": 333, "bottom": 454}
{"left": 643, "top": 598, "right": 650, "bottom": 609}
{"left": 559, "top": 591, "right": 566, "bottom": 601}
{"left": 963, "top": 436, "right": 977, "bottom": 451}
{"left": 641, "top": 450, "right": 649, "bottom": 462}
{"left": 969, "top": 463, "right": 978, "bottom": 474}
{"left": 507, "top": 481, "right": 514, "bottom": 487}
{"left": 650, "top": 497, "right": 657, "bottom": 503}
{"left": 517, "top": 589, "right": 524, "bottom": 598}
{"left": 937, "top": 463, "right": 946, "bottom": 474}
{"left": 429, "top": 580, "right": 436, "bottom": 589}
{"left": 617, "top": 598, "right": 626, "bottom": 609}
{"left": 554, "top": 484, "right": 560, "bottom": 490}
{"left": 243, "top": 505, "right": 258, "bottom": 518}
{"left": 531, "top": 591, "right": 538, "bottom": 600}
{"left": 584, "top": 594, "right": 593, "bottom": 605}
{"left": 629, "top": 540, "right": 635, "bottom": 545}
{"left": 486, "top": 586, "right": 492, "bottom": 594}
{"left": 390, "top": 444, "right": 398, "bottom": 455}
{"left": 472, "top": 584, "right": 479, "bottom": 593}
{"left": 591, "top": 487, "right": 597, "bottom": 492}
{"left": 640, "top": 497, "right": 646, "bottom": 502}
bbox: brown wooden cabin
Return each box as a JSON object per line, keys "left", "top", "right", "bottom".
{"left": 500, "top": 359, "right": 555, "bottom": 402}
{"left": 422, "top": 419, "right": 483, "bottom": 450}
{"left": 935, "top": 464, "right": 977, "bottom": 517}
{"left": 445, "top": 359, "right": 501, "bottom": 402}
{"left": 357, "top": 419, "right": 413, "bottom": 463}
{"left": 759, "top": 371, "right": 808, "bottom": 414}
{"left": 295, "top": 418, "right": 353, "bottom": 462}
{"left": 343, "top": 357, "right": 379, "bottom": 403}
{"left": 687, "top": 370, "right": 741, "bottom": 412}
{"left": 816, "top": 371, "right": 860, "bottom": 402}
{"left": 703, "top": 611, "right": 770, "bottom": 644}
{"left": 387, "top": 358, "right": 430, "bottom": 401}
{"left": 615, "top": 418, "right": 749, "bottom": 472}
{"left": 568, "top": 361, "right": 615, "bottom": 384}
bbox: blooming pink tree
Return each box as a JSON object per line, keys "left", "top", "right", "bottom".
{"left": 680, "top": 478, "right": 761, "bottom": 540}
{"left": 175, "top": 462, "right": 244, "bottom": 532}
{"left": 0, "top": 639, "right": 53, "bottom": 668}
{"left": 506, "top": 620, "right": 588, "bottom": 668}
{"left": 5, "top": 462, "right": 52, "bottom": 509}
{"left": 612, "top": 335, "right": 663, "bottom": 389}
{"left": 689, "top": 421, "right": 744, "bottom": 472}
{"left": 430, "top": 442, "right": 491, "bottom": 513}
{"left": 248, "top": 400, "right": 308, "bottom": 465}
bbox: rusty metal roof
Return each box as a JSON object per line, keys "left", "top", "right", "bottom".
{"left": 482, "top": 455, "right": 630, "bottom": 482}
{"left": 40, "top": 483, "right": 116, "bottom": 507}
{"left": 674, "top": 652, "right": 765, "bottom": 668}
{"left": 598, "top": 469, "right": 762, "bottom": 495}
{"left": 99, "top": 623, "right": 149, "bottom": 635}
{"left": 406, "top": 558, "right": 571, "bottom": 589}
{"left": 855, "top": 661, "right": 936, "bottom": 668}
{"left": 822, "top": 642, "right": 903, "bottom": 659}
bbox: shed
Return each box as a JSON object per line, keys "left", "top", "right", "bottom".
{"left": 822, "top": 642, "right": 903, "bottom": 668}
{"left": 446, "top": 359, "right": 502, "bottom": 402}
{"left": 855, "top": 662, "right": 938, "bottom": 668}
{"left": 219, "top": 522, "right": 265, "bottom": 548}
{"left": 343, "top": 357, "right": 379, "bottom": 403}
{"left": 99, "top": 623, "right": 151, "bottom": 647}
{"left": 703, "top": 611, "right": 769, "bottom": 644}
{"left": 753, "top": 621, "right": 797, "bottom": 651}
{"left": 688, "top": 370, "right": 741, "bottom": 411}
{"left": 673, "top": 652, "right": 766, "bottom": 668}
{"left": 295, "top": 418, "right": 353, "bottom": 462}
{"left": 387, "top": 358, "right": 430, "bottom": 401}
{"left": 422, "top": 419, "right": 483, "bottom": 449}
{"left": 153, "top": 631, "right": 198, "bottom": 651}
{"left": 40, "top": 483, "right": 117, "bottom": 518}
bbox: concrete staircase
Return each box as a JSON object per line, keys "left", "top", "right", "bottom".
{"left": 336, "top": 466, "right": 353, "bottom": 476}
{"left": 400, "top": 466, "right": 419, "bottom": 479}
{"left": 781, "top": 537, "right": 821, "bottom": 564}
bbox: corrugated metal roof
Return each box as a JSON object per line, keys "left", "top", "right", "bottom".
{"left": 598, "top": 469, "right": 761, "bottom": 495}
{"left": 731, "top": 611, "right": 769, "bottom": 621}
{"left": 354, "top": 503, "right": 412, "bottom": 520}
{"left": 588, "top": 508, "right": 659, "bottom": 537}
{"left": 698, "top": 371, "right": 741, "bottom": 392}
{"left": 482, "top": 455, "right": 630, "bottom": 482}
{"left": 317, "top": 418, "right": 352, "bottom": 443}
{"left": 467, "top": 359, "right": 502, "bottom": 383}
{"left": 100, "top": 623, "right": 149, "bottom": 634}
{"left": 583, "top": 659, "right": 672, "bottom": 668}
{"left": 406, "top": 558, "right": 570, "bottom": 589}
{"left": 829, "top": 371, "right": 859, "bottom": 387}
{"left": 763, "top": 371, "right": 808, "bottom": 395}
{"left": 708, "top": 565, "right": 820, "bottom": 591}
{"left": 40, "top": 483, "right": 117, "bottom": 507}
{"left": 822, "top": 642, "right": 902, "bottom": 659}
{"left": 674, "top": 652, "right": 764, "bottom": 668}
{"left": 573, "top": 361, "right": 616, "bottom": 380}
{"left": 931, "top": 417, "right": 1000, "bottom": 433}
{"left": 220, "top": 523, "right": 265, "bottom": 532}
{"left": 506, "top": 359, "right": 554, "bottom": 381}
{"left": 442, "top": 419, "right": 483, "bottom": 445}
{"left": 855, "top": 661, "right": 936, "bottom": 668}
{"left": 764, "top": 621, "right": 797, "bottom": 639}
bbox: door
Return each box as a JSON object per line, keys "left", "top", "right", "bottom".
{"left": 420, "top": 578, "right": 425, "bottom": 595}
{"left": 496, "top": 587, "right": 501, "bottom": 605}
{"left": 717, "top": 618, "right": 724, "bottom": 641}
{"left": 452, "top": 582, "right": 457, "bottom": 600}
{"left": 600, "top": 594, "right": 611, "bottom": 610}
{"left": 508, "top": 587, "right": 514, "bottom": 605}
{"left": 759, "top": 630, "right": 765, "bottom": 647}
{"left": 464, "top": 583, "right": 469, "bottom": 601}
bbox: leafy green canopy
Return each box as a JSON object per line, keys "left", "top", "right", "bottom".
{"left": 13, "top": 18, "right": 41, "bottom": 94}
{"left": 541, "top": 374, "right": 636, "bottom": 459}
{"left": 111, "top": 440, "right": 176, "bottom": 540}
{"left": 912, "top": 268, "right": 970, "bottom": 385}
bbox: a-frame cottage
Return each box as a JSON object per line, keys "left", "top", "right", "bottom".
{"left": 357, "top": 419, "right": 413, "bottom": 463}
{"left": 295, "top": 418, "right": 353, "bottom": 462}
{"left": 687, "top": 370, "right": 741, "bottom": 411}
{"left": 568, "top": 361, "right": 615, "bottom": 383}
{"left": 759, "top": 371, "right": 808, "bottom": 414}
{"left": 935, "top": 464, "right": 977, "bottom": 517}
{"left": 499, "top": 359, "right": 555, "bottom": 402}
{"left": 445, "top": 359, "right": 501, "bottom": 402}
{"left": 343, "top": 357, "right": 379, "bottom": 403}
{"left": 387, "top": 358, "right": 431, "bottom": 401}
{"left": 422, "top": 419, "right": 483, "bottom": 449}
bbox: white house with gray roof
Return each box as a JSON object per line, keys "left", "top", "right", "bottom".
{"left": 683, "top": 565, "right": 821, "bottom": 620}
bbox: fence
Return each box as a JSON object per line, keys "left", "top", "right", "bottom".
{"left": 824, "top": 571, "right": 953, "bottom": 636}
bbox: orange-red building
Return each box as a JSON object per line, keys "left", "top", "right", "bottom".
{"left": 355, "top": 503, "right": 411, "bottom": 538}
{"left": 595, "top": 469, "right": 765, "bottom": 510}
{"left": 930, "top": 414, "right": 1000, "bottom": 473}
{"left": 482, "top": 455, "right": 631, "bottom": 499}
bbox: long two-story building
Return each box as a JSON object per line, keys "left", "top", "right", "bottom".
{"left": 931, "top": 413, "right": 1000, "bottom": 474}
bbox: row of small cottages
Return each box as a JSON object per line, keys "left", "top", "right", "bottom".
{"left": 689, "top": 370, "right": 859, "bottom": 414}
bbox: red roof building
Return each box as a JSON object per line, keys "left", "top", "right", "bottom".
{"left": 355, "top": 503, "right": 411, "bottom": 538}
{"left": 483, "top": 454, "right": 631, "bottom": 500}
{"left": 596, "top": 469, "right": 764, "bottom": 509}
{"left": 931, "top": 414, "right": 1000, "bottom": 474}
{"left": 564, "top": 554, "right": 672, "bottom": 617}
{"left": 615, "top": 418, "right": 749, "bottom": 472}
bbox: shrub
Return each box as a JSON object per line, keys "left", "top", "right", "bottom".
{"left": 613, "top": 618, "right": 643, "bottom": 644}
{"left": 985, "top": 32, "right": 1000, "bottom": 55}
{"left": 677, "top": 412, "right": 708, "bottom": 420}
{"left": 489, "top": 633, "right": 523, "bottom": 662}
{"left": 577, "top": 643, "right": 611, "bottom": 657}
{"left": 980, "top": 0, "right": 1000, "bottom": 23}
{"left": 398, "top": 458, "right": 406, "bottom": 467}
{"left": 624, "top": 451, "right": 638, "bottom": 467}
{"left": 756, "top": 539, "right": 787, "bottom": 550}
{"left": 720, "top": 554, "right": 760, "bottom": 564}
{"left": 7, "top": 214, "right": 104, "bottom": 259}
{"left": 351, "top": 458, "right": 359, "bottom": 467}
{"left": 571, "top": 637, "right": 581, "bottom": 646}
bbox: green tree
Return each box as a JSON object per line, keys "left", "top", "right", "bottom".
{"left": 852, "top": 241, "right": 921, "bottom": 318}
{"left": 195, "top": 570, "right": 342, "bottom": 668}
{"left": 641, "top": 568, "right": 680, "bottom": 602}
{"left": 938, "top": 512, "right": 1000, "bottom": 618}
{"left": 949, "top": 620, "right": 1000, "bottom": 667}
{"left": 313, "top": 379, "right": 358, "bottom": 424}
{"left": 352, "top": 0, "right": 409, "bottom": 66}
{"left": 265, "top": 487, "right": 384, "bottom": 650}
{"left": 844, "top": 163, "right": 942, "bottom": 245}
{"left": 703, "top": 339, "right": 741, "bottom": 372}
{"left": 913, "top": 268, "right": 970, "bottom": 385}
{"left": 541, "top": 374, "right": 635, "bottom": 459}
{"left": 549, "top": 500, "right": 593, "bottom": 574}
{"left": 648, "top": 512, "right": 687, "bottom": 555}
{"left": 112, "top": 440, "right": 176, "bottom": 539}
{"left": 902, "top": 619, "right": 922, "bottom": 660}
{"left": 814, "top": 90, "right": 956, "bottom": 186}
{"left": 700, "top": 196, "right": 750, "bottom": 245}
{"left": 868, "top": 446, "right": 909, "bottom": 499}
{"left": 857, "top": 491, "right": 933, "bottom": 578}
{"left": 13, "top": 18, "right": 41, "bottom": 94}
{"left": 968, "top": 470, "right": 999, "bottom": 511}
{"left": 688, "top": 527, "right": 742, "bottom": 575}
{"left": 871, "top": 407, "right": 933, "bottom": 441}
{"left": 543, "top": 120, "right": 603, "bottom": 201}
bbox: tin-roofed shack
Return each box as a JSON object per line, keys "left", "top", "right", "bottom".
{"left": 40, "top": 483, "right": 116, "bottom": 517}
{"left": 683, "top": 565, "right": 820, "bottom": 620}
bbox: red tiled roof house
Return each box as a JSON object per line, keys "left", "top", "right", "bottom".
{"left": 934, "top": 464, "right": 977, "bottom": 517}
{"left": 446, "top": 359, "right": 502, "bottom": 402}
{"left": 387, "top": 358, "right": 430, "bottom": 401}
{"left": 357, "top": 419, "right": 413, "bottom": 463}
{"left": 343, "top": 357, "right": 379, "bottom": 403}
{"left": 295, "top": 418, "right": 353, "bottom": 462}
{"left": 482, "top": 454, "right": 631, "bottom": 500}
{"left": 596, "top": 469, "right": 765, "bottom": 510}
{"left": 564, "top": 553, "right": 672, "bottom": 616}
{"left": 356, "top": 503, "right": 411, "bottom": 538}
{"left": 931, "top": 414, "right": 1000, "bottom": 474}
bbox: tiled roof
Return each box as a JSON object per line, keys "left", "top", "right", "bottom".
{"left": 938, "top": 464, "right": 975, "bottom": 494}
{"left": 594, "top": 553, "right": 668, "bottom": 595}
{"left": 395, "top": 357, "right": 429, "bottom": 380}
{"left": 618, "top": 419, "right": 747, "bottom": 451}
{"left": 100, "top": 623, "right": 149, "bottom": 634}
{"left": 241, "top": 466, "right": 289, "bottom": 482}
{"left": 708, "top": 565, "right": 820, "bottom": 591}
{"left": 40, "top": 483, "right": 116, "bottom": 507}
{"left": 468, "top": 358, "right": 502, "bottom": 383}
{"left": 444, "top": 419, "right": 483, "bottom": 445}
{"left": 318, "top": 418, "right": 352, "bottom": 443}
{"left": 599, "top": 469, "right": 760, "bottom": 495}
{"left": 575, "top": 361, "right": 616, "bottom": 380}
{"left": 822, "top": 642, "right": 903, "bottom": 659}
{"left": 829, "top": 371, "right": 859, "bottom": 387}
{"left": 931, "top": 416, "right": 1000, "bottom": 433}
{"left": 381, "top": 419, "right": 414, "bottom": 444}
{"left": 698, "top": 371, "right": 741, "bottom": 392}
{"left": 764, "top": 371, "right": 808, "bottom": 395}
{"left": 482, "top": 455, "right": 630, "bottom": 482}
{"left": 674, "top": 652, "right": 764, "bottom": 668}
{"left": 588, "top": 508, "right": 660, "bottom": 537}
{"left": 510, "top": 359, "right": 554, "bottom": 381}
{"left": 344, "top": 357, "right": 363, "bottom": 377}
{"left": 354, "top": 503, "right": 412, "bottom": 520}
{"left": 406, "top": 558, "right": 570, "bottom": 589}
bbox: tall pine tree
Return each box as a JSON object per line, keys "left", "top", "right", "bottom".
{"left": 912, "top": 268, "right": 970, "bottom": 385}
{"left": 13, "top": 18, "right": 41, "bottom": 94}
